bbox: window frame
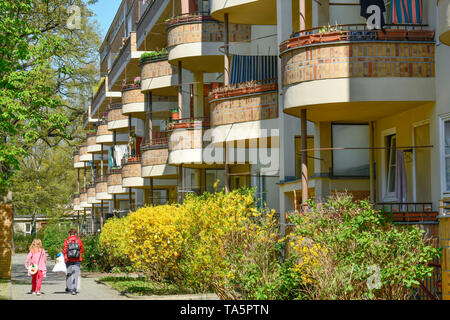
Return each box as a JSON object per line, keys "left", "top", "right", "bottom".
{"left": 440, "top": 114, "right": 450, "bottom": 195}
{"left": 381, "top": 127, "right": 398, "bottom": 202}
{"left": 331, "top": 123, "right": 371, "bottom": 178}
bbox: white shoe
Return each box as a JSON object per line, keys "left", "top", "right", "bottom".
{"left": 36, "top": 292, "right": 41, "bottom": 296}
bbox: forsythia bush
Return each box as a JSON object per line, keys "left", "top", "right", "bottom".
{"left": 99, "top": 216, "right": 132, "bottom": 270}
{"left": 124, "top": 205, "right": 183, "bottom": 281}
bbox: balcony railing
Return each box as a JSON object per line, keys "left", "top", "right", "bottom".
{"left": 167, "top": 117, "right": 210, "bottom": 131}
{"left": 375, "top": 202, "right": 438, "bottom": 222}
{"left": 141, "top": 132, "right": 169, "bottom": 149}
{"left": 280, "top": 23, "right": 435, "bottom": 53}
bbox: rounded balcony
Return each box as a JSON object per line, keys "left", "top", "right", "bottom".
{"left": 107, "top": 103, "right": 144, "bottom": 134}
{"left": 141, "top": 133, "right": 177, "bottom": 178}
{"left": 87, "top": 183, "right": 101, "bottom": 205}
{"left": 209, "top": 80, "right": 279, "bottom": 145}
{"left": 121, "top": 156, "right": 149, "bottom": 188}
{"left": 73, "top": 151, "right": 84, "bottom": 169}
{"left": 121, "top": 83, "right": 146, "bottom": 120}
{"left": 140, "top": 54, "right": 179, "bottom": 96}
{"left": 210, "top": 0, "right": 277, "bottom": 25}
{"left": 79, "top": 190, "right": 90, "bottom": 209}
{"left": 168, "top": 117, "right": 222, "bottom": 166}
{"left": 86, "top": 132, "right": 105, "bottom": 154}
{"left": 72, "top": 194, "right": 82, "bottom": 211}
{"left": 280, "top": 25, "right": 436, "bottom": 122}
{"left": 166, "top": 14, "right": 251, "bottom": 72}
{"left": 95, "top": 177, "right": 112, "bottom": 200}
{"left": 96, "top": 119, "right": 128, "bottom": 146}
{"left": 107, "top": 168, "right": 127, "bottom": 194}
{"left": 439, "top": 0, "right": 450, "bottom": 45}
{"left": 79, "top": 143, "right": 103, "bottom": 163}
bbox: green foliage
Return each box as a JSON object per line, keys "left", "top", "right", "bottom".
{"left": 81, "top": 233, "right": 109, "bottom": 272}
{"left": 289, "top": 193, "right": 441, "bottom": 300}
{"left": 140, "top": 49, "right": 168, "bottom": 63}
{"left": 40, "top": 221, "right": 74, "bottom": 259}
{"left": 13, "top": 233, "right": 36, "bottom": 253}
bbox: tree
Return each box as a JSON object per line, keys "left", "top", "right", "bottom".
{"left": 0, "top": 0, "right": 100, "bottom": 197}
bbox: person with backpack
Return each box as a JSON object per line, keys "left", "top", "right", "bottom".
{"left": 63, "top": 229, "right": 84, "bottom": 295}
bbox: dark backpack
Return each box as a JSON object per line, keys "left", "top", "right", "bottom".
{"left": 67, "top": 237, "right": 80, "bottom": 259}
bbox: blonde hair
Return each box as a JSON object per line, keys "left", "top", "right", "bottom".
{"left": 29, "top": 239, "right": 43, "bottom": 253}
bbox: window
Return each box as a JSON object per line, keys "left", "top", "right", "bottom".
{"left": 445, "top": 120, "right": 450, "bottom": 192}
{"left": 25, "top": 223, "right": 31, "bottom": 234}
{"left": 205, "top": 169, "right": 225, "bottom": 193}
{"left": 386, "top": 134, "right": 397, "bottom": 195}
{"left": 332, "top": 124, "right": 370, "bottom": 177}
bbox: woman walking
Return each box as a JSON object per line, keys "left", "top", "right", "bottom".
{"left": 24, "top": 239, "right": 47, "bottom": 296}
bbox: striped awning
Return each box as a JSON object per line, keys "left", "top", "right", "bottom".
{"left": 391, "top": 0, "right": 423, "bottom": 24}
{"left": 230, "top": 55, "right": 277, "bottom": 84}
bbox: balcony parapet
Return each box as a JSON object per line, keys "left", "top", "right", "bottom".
{"left": 167, "top": 117, "right": 210, "bottom": 131}
{"left": 209, "top": 80, "right": 278, "bottom": 127}
{"left": 140, "top": 55, "right": 178, "bottom": 92}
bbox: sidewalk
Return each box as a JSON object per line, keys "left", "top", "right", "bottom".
{"left": 10, "top": 253, "right": 219, "bottom": 300}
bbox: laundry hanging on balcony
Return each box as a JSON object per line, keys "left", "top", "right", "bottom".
{"left": 229, "top": 55, "right": 277, "bottom": 85}
{"left": 391, "top": 0, "right": 423, "bottom": 24}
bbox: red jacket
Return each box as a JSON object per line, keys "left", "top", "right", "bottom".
{"left": 63, "top": 235, "right": 84, "bottom": 263}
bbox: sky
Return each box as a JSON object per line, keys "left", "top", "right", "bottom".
{"left": 89, "top": 0, "right": 123, "bottom": 40}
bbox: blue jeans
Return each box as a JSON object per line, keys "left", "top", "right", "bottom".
{"left": 66, "top": 261, "right": 81, "bottom": 292}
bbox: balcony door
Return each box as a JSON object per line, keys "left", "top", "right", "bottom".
{"left": 413, "top": 122, "right": 431, "bottom": 203}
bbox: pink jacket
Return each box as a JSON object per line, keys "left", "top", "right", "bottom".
{"left": 25, "top": 249, "right": 47, "bottom": 277}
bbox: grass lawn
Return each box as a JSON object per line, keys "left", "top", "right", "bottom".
{"left": 97, "top": 276, "right": 193, "bottom": 296}
{"left": 0, "top": 279, "right": 9, "bottom": 300}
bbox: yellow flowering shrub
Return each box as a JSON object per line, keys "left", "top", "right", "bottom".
{"left": 99, "top": 216, "right": 131, "bottom": 269}
{"left": 124, "top": 205, "right": 183, "bottom": 281}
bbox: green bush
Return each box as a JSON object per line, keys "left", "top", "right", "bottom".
{"left": 13, "top": 233, "right": 35, "bottom": 253}
{"left": 289, "top": 193, "right": 441, "bottom": 300}
{"left": 41, "top": 221, "right": 75, "bottom": 259}
{"left": 81, "top": 233, "right": 109, "bottom": 272}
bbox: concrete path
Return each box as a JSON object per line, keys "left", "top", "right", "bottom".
{"left": 10, "top": 253, "right": 129, "bottom": 300}
{"left": 10, "top": 253, "right": 218, "bottom": 300}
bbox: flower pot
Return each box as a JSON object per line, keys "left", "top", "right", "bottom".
{"left": 407, "top": 30, "right": 435, "bottom": 41}
{"left": 378, "top": 29, "right": 407, "bottom": 41}
{"left": 320, "top": 32, "right": 343, "bottom": 43}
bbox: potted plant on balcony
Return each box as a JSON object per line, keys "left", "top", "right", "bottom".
{"left": 316, "top": 24, "right": 344, "bottom": 43}
{"left": 407, "top": 29, "right": 435, "bottom": 41}
{"left": 378, "top": 28, "right": 407, "bottom": 41}
{"left": 171, "top": 108, "right": 179, "bottom": 121}
{"left": 133, "top": 76, "right": 141, "bottom": 88}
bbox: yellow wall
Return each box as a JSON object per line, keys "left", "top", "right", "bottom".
{"left": 374, "top": 103, "right": 435, "bottom": 203}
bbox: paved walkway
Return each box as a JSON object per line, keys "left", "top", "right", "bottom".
{"left": 10, "top": 253, "right": 218, "bottom": 300}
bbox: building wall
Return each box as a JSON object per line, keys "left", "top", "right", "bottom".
{"left": 0, "top": 205, "right": 12, "bottom": 279}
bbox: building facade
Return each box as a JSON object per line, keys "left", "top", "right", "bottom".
{"left": 73, "top": 0, "right": 449, "bottom": 237}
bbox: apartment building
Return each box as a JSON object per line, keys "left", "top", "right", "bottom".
{"left": 72, "top": 0, "right": 450, "bottom": 237}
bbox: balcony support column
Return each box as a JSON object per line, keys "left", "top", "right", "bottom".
{"left": 101, "top": 143, "right": 104, "bottom": 178}
{"left": 129, "top": 188, "right": 133, "bottom": 212}
{"left": 178, "top": 165, "right": 183, "bottom": 204}
{"left": 91, "top": 204, "right": 95, "bottom": 234}
{"left": 91, "top": 153, "right": 95, "bottom": 183}
{"left": 369, "top": 121, "right": 376, "bottom": 203}
{"left": 113, "top": 194, "right": 117, "bottom": 217}
{"left": 149, "top": 178, "right": 153, "bottom": 206}
{"left": 77, "top": 168, "right": 80, "bottom": 194}
{"left": 224, "top": 13, "right": 230, "bottom": 86}
{"left": 83, "top": 162, "right": 87, "bottom": 190}
{"left": 100, "top": 200, "right": 104, "bottom": 229}
{"left": 113, "top": 130, "right": 117, "bottom": 167}
{"left": 301, "top": 108, "right": 308, "bottom": 212}
{"left": 178, "top": 61, "right": 183, "bottom": 117}
{"left": 299, "top": 0, "right": 306, "bottom": 31}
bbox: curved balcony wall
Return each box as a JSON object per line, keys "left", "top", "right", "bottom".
{"left": 280, "top": 28, "right": 436, "bottom": 121}
{"left": 141, "top": 136, "right": 177, "bottom": 177}
{"left": 209, "top": 81, "right": 279, "bottom": 145}
{"left": 210, "top": 0, "right": 277, "bottom": 25}
{"left": 86, "top": 132, "right": 104, "bottom": 154}
{"left": 79, "top": 143, "right": 103, "bottom": 163}
{"left": 87, "top": 184, "right": 101, "bottom": 204}
{"left": 141, "top": 56, "right": 179, "bottom": 95}
{"left": 122, "top": 159, "right": 148, "bottom": 188}
{"left": 168, "top": 118, "right": 221, "bottom": 165}
{"left": 73, "top": 195, "right": 82, "bottom": 211}
{"left": 439, "top": 0, "right": 450, "bottom": 45}
{"left": 106, "top": 104, "right": 145, "bottom": 136}
{"left": 121, "top": 84, "right": 146, "bottom": 120}
{"left": 166, "top": 15, "right": 251, "bottom": 72}
{"left": 73, "top": 151, "right": 84, "bottom": 169}
{"left": 95, "top": 177, "right": 112, "bottom": 200}
{"left": 79, "top": 192, "right": 90, "bottom": 208}
{"left": 96, "top": 120, "right": 128, "bottom": 145}
{"left": 107, "top": 169, "right": 127, "bottom": 194}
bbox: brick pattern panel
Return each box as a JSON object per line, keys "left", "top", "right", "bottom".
{"left": 97, "top": 124, "right": 112, "bottom": 136}
{"left": 87, "top": 135, "right": 97, "bottom": 147}
{"left": 141, "top": 60, "right": 177, "bottom": 80}
{"left": 169, "top": 129, "right": 203, "bottom": 151}
{"left": 79, "top": 145, "right": 88, "bottom": 157}
{"left": 142, "top": 148, "right": 169, "bottom": 166}
{"left": 122, "top": 88, "right": 145, "bottom": 105}
{"left": 211, "top": 91, "right": 278, "bottom": 127}
{"left": 96, "top": 182, "right": 108, "bottom": 193}
{"left": 122, "top": 163, "right": 141, "bottom": 178}
{"left": 282, "top": 42, "right": 435, "bottom": 86}
{"left": 168, "top": 22, "right": 251, "bottom": 47}
{"left": 87, "top": 187, "right": 96, "bottom": 198}
{"left": 73, "top": 154, "right": 80, "bottom": 164}
{"left": 73, "top": 197, "right": 80, "bottom": 206}
{"left": 0, "top": 205, "right": 12, "bottom": 279}
{"left": 107, "top": 173, "right": 122, "bottom": 186}
{"left": 80, "top": 193, "right": 88, "bottom": 203}
{"left": 107, "top": 108, "right": 127, "bottom": 122}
